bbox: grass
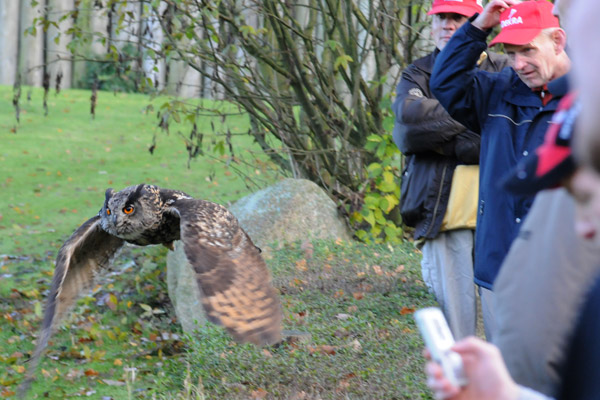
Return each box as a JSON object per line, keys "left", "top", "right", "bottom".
{"left": 0, "top": 85, "right": 435, "bottom": 399}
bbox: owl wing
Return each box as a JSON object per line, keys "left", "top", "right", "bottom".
{"left": 20, "top": 216, "right": 125, "bottom": 394}
{"left": 172, "top": 199, "right": 282, "bottom": 346}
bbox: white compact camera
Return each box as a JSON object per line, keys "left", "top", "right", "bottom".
{"left": 414, "top": 307, "right": 468, "bottom": 387}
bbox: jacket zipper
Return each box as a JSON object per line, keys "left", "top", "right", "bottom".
{"left": 423, "top": 164, "right": 447, "bottom": 238}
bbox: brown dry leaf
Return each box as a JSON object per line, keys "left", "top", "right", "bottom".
{"left": 291, "top": 391, "right": 308, "bottom": 400}
{"left": 113, "top": 359, "right": 123, "bottom": 366}
{"left": 400, "top": 307, "right": 416, "bottom": 315}
{"left": 352, "top": 292, "right": 364, "bottom": 300}
{"left": 65, "top": 368, "right": 84, "bottom": 381}
{"left": 347, "top": 305, "right": 358, "bottom": 313}
{"left": 372, "top": 265, "right": 384, "bottom": 275}
{"left": 319, "top": 345, "right": 337, "bottom": 355}
{"left": 300, "top": 240, "right": 314, "bottom": 260}
{"left": 295, "top": 259, "right": 308, "bottom": 271}
{"left": 396, "top": 265, "right": 405, "bottom": 273}
{"left": 333, "top": 289, "right": 344, "bottom": 298}
{"left": 251, "top": 388, "right": 268, "bottom": 399}
{"left": 262, "top": 349, "right": 273, "bottom": 358}
{"left": 1, "top": 389, "right": 16, "bottom": 398}
{"left": 84, "top": 369, "right": 100, "bottom": 377}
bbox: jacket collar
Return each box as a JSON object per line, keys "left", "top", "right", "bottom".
{"left": 503, "top": 72, "right": 565, "bottom": 109}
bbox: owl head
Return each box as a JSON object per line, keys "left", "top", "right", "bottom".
{"left": 99, "top": 184, "right": 163, "bottom": 240}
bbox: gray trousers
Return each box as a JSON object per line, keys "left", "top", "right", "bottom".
{"left": 421, "top": 229, "right": 476, "bottom": 339}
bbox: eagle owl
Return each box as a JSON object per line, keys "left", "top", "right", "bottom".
{"left": 22, "top": 184, "right": 282, "bottom": 392}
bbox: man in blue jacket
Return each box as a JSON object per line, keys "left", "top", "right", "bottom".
{"left": 430, "top": 0, "right": 571, "bottom": 339}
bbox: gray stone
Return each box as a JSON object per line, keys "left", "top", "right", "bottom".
{"left": 229, "top": 178, "right": 352, "bottom": 248}
{"left": 166, "top": 240, "right": 206, "bottom": 334}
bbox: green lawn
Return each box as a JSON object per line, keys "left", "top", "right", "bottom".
{"left": 0, "top": 85, "right": 434, "bottom": 399}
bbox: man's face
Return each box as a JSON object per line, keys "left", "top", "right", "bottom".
{"left": 431, "top": 13, "right": 469, "bottom": 51}
{"left": 504, "top": 33, "right": 560, "bottom": 88}
{"left": 566, "top": 168, "right": 600, "bottom": 242}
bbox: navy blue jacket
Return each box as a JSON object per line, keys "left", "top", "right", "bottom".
{"left": 430, "top": 21, "right": 567, "bottom": 289}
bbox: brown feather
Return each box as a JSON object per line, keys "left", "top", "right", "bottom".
{"left": 175, "top": 199, "right": 282, "bottom": 346}
{"left": 19, "top": 216, "right": 124, "bottom": 396}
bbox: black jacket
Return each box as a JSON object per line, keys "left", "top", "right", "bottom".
{"left": 392, "top": 48, "right": 508, "bottom": 240}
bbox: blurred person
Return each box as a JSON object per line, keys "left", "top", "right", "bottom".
{"left": 426, "top": 95, "right": 600, "bottom": 400}
{"left": 392, "top": 0, "right": 508, "bottom": 339}
{"left": 569, "top": 0, "right": 600, "bottom": 168}
{"left": 429, "top": 0, "right": 570, "bottom": 339}
{"left": 491, "top": 0, "right": 600, "bottom": 396}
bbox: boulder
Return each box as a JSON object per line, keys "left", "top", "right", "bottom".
{"left": 229, "top": 178, "right": 352, "bottom": 247}
{"left": 166, "top": 240, "right": 206, "bottom": 333}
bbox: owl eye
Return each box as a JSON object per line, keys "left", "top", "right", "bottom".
{"left": 106, "top": 209, "right": 111, "bottom": 216}
{"left": 123, "top": 206, "right": 134, "bottom": 215}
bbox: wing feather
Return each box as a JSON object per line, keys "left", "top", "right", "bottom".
{"left": 20, "top": 216, "right": 124, "bottom": 395}
{"left": 174, "top": 199, "right": 282, "bottom": 346}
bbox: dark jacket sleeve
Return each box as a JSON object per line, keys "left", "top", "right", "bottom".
{"left": 430, "top": 21, "right": 497, "bottom": 134}
{"left": 392, "top": 63, "right": 477, "bottom": 161}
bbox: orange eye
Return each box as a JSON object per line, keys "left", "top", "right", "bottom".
{"left": 123, "top": 206, "right": 134, "bottom": 215}
{"left": 106, "top": 209, "right": 111, "bottom": 216}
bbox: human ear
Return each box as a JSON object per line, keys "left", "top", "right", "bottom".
{"left": 552, "top": 28, "right": 567, "bottom": 54}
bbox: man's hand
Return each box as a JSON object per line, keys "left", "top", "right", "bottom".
{"left": 472, "top": 0, "right": 521, "bottom": 31}
{"left": 425, "top": 337, "right": 521, "bottom": 400}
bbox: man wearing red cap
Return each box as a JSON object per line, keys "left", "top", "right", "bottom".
{"left": 392, "top": 0, "right": 508, "bottom": 340}
{"left": 430, "top": 0, "right": 571, "bottom": 340}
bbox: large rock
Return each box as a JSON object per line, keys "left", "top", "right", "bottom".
{"left": 229, "top": 178, "right": 352, "bottom": 247}
{"left": 166, "top": 240, "right": 206, "bottom": 333}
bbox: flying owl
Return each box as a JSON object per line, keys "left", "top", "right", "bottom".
{"left": 21, "top": 184, "right": 282, "bottom": 392}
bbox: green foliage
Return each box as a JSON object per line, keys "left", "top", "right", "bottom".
{"left": 352, "top": 95, "right": 404, "bottom": 243}
{"left": 77, "top": 43, "right": 141, "bottom": 93}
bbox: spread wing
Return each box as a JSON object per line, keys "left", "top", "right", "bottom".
{"left": 172, "top": 199, "right": 282, "bottom": 346}
{"left": 20, "top": 216, "right": 125, "bottom": 394}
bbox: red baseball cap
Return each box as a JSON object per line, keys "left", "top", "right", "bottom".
{"left": 427, "top": 0, "right": 483, "bottom": 17}
{"left": 490, "top": 0, "right": 560, "bottom": 46}
{"left": 503, "top": 92, "right": 579, "bottom": 195}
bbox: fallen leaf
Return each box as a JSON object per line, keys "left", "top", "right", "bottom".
{"left": 319, "top": 345, "right": 337, "bottom": 355}
{"left": 352, "top": 292, "right": 364, "bottom": 300}
{"left": 300, "top": 240, "right": 314, "bottom": 260}
{"left": 372, "top": 265, "right": 383, "bottom": 275}
{"left": 336, "top": 313, "right": 350, "bottom": 320}
{"left": 251, "top": 388, "right": 268, "bottom": 399}
{"left": 85, "top": 369, "right": 99, "bottom": 377}
{"left": 295, "top": 259, "right": 308, "bottom": 271}
{"left": 347, "top": 305, "right": 358, "bottom": 313}
{"left": 400, "top": 307, "right": 415, "bottom": 315}
{"left": 262, "top": 349, "right": 273, "bottom": 358}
